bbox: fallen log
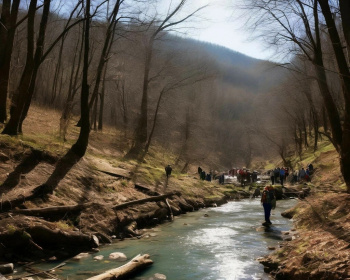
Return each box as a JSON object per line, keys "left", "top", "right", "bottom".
{"left": 96, "top": 169, "right": 131, "bottom": 180}
{"left": 27, "top": 225, "right": 99, "bottom": 249}
{"left": 86, "top": 254, "right": 153, "bottom": 280}
{"left": 112, "top": 192, "right": 181, "bottom": 211}
{"left": 11, "top": 203, "right": 93, "bottom": 219}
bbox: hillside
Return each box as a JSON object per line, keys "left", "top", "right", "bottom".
{"left": 0, "top": 105, "right": 249, "bottom": 263}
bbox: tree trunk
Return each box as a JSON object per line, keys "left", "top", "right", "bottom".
{"left": 60, "top": 23, "right": 83, "bottom": 140}
{"left": 313, "top": 61, "right": 342, "bottom": 151}
{"left": 2, "top": 0, "right": 37, "bottom": 135}
{"left": 144, "top": 88, "right": 165, "bottom": 153}
{"left": 130, "top": 42, "right": 154, "bottom": 155}
{"left": 339, "top": 0, "right": 350, "bottom": 64}
{"left": 98, "top": 63, "right": 107, "bottom": 131}
{"left": 70, "top": 0, "right": 91, "bottom": 157}
{"left": 312, "top": 110, "right": 319, "bottom": 151}
{"left": 112, "top": 192, "right": 180, "bottom": 210}
{"left": 0, "top": 0, "right": 20, "bottom": 123}
{"left": 50, "top": 36, "right": 66, "bottom": 105}
{"left": 302, "top": 115, "right": 308, "bottom": 147}
{"left": 318, "top": 0, "right": 350, "bottom": 191}
{"left": 86, "top": 254, "right": 153, "bottom": 280}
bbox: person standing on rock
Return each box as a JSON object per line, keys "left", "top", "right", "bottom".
{"left": 165, "top": 165, "right": 172, "bottom": 178}
{"left": 261, "top": 185, "right": 276, "bottom": 226}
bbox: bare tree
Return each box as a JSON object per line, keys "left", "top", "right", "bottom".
{"left": 242, "top": 0, "right": 350, "bottom": 190}
{"left": 0, "top": 0, "right": 20, "bottom": 123}
{"left": 128, "top": 0, "right": 205, "bottom": 156}
{"left": 70, "top": 0, "right": 91, "bottom": 157}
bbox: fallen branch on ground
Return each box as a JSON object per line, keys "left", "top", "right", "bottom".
{"left": 112, "top": 192, "right": 181, "bottom": 210}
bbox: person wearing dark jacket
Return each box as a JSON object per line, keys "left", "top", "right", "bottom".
{"left": 165, "top": 165, "right": 172, "bottom": 178}
{"left": 261, "top": 185, "right": 276, "bottom": 226}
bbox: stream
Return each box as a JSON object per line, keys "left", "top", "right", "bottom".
{"left": 29, "top": 198, "right": 296, "bottom": 280}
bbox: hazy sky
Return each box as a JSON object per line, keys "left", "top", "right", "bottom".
{"left": 157, "top": 0, "right": 275, "bottom": 60}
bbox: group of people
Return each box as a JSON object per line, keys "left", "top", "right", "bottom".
{"left": 269, "top": 167, "right": 289, "bottom": 186}
{"left": 291, "top": 163, "right": 314, "bottom": 183}
{"left": 237, "top": 169, "right": 259, "bottom": 185}
{"left": 198, "top": 166, "right": 212, "bottom": 181}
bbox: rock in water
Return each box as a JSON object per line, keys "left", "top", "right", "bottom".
{"left": 109, "top": 252, "right": 127, "bottom": 261}
{"left": 0, "top": 263, "right": 13, "bottom": 274}
{"left": 94, "top": 255, "right": 104, "bottom": 261}
{"left": 154, "top": 273, "right": 167, "bottom": 279}
{"left": 73, "top": 252, "right": 90, "bottom": 260}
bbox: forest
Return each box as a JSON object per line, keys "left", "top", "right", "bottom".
{"left": 1, "top": 0, "right": 350, "bottom": 279}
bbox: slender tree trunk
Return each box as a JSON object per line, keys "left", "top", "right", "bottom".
{"left": 60, "top": 24, "right": 83, "bottom": 140}
{"left": 312, "top": 110, "right": 319, "bottom": 152}
{"left": 322, "top": 105, "right": 328, "bottom": 134}
{"left": 313, "top": 60, "right": 342, "bottom": 151}
{"left": 2, "top": 0, "right": 37, "bottom": 135}
{"left": 98, "top": 64, "right": 107, "bottom": 131}
{"left": 144, "top": 87, "right": 166, "bottom": 153}
{"left": 130, "top": 42, "right": 154, "bottom": 154}
{"left": 50, "top": 36, "right": 66, "bottom": 105}
{"left": 0, "top": 0, "right": 20, "bottom": 123}
{"left": 76, "top": 0, "right": 120, "bottom": 127}
{"left": 318, "top": 0, "right": 350, "bottom": 190}
{"left": 92, "top": 94, "right": 98, "bottom": 131}
{"left": 339, "top": 0, "right": 350, "bottom": 64}
{"left": 70, "top": 0, "right": 91, "bottom": 157}
{"left": 18, "top": 0, "right": 51, "bottom": 134}
{"left": 302, "top": 115, "right": 308, "bottom": 147}
{"left": 298, "top": 125, "right": 303, "bottom": 158}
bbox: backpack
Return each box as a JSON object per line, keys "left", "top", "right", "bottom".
{"left": 262, "top": 188, "right": 276, "bottom": 204}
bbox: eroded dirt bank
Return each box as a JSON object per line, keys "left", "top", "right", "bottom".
{"left": 0, "top": 136, "right": 234, "bottom": 263}
{"left": 260, "top": 192, "right": 350, "bottom": 280}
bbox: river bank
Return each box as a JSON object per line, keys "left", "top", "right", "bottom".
{"left": 12, "top": 199, "right": 297, "bottom": 280}
{"left": 260, "top": 192, "right": 350, "bottom": 280}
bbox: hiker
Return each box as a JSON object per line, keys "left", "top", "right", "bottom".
{"left": 284, "top": 167, "right": 289, "bottom": 179}
{"left": 253, "top": 187, "right": 261, "bottom": 198}
{"left": 279, "top": 168, "right": 285, "bottom": 186}
{"left": 292, "top": 170, "right": 298, "bottom": 183}
{"left": 274, "top": 168, "right": 280, "bottom": 184}
{"left": 270, "top": 169, "right": 275, "bottom": 185}
{"left": 261, "top": 185, "right": 276, "bottom": 226}
{"left": 198, "top": 166, "right": 202, "bottom": 175}
{"left": 201, "top": 170, "right": 206, "bottom": 180}
{"left": 299, "top": 167, "right": 306, "bottom": 181}
{"left": 206, "top": 173, "right": 211, "bottom": 182}
{"left": 165, "top": 165, "right": 172, "bottom": 178}
{"left": 305, "top": 168, "right": 311, "bottom": 182}
{"left": 308, "top": 163, "right": 314, "bottom": 174}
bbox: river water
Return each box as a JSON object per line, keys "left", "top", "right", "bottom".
{"left": 32, "top": 199, "right": 296, "bottom": 280}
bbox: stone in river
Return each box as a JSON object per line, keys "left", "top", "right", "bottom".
{"left": 73, "top": 252, "right": 90, "bottom": 260}
{"left": 94, "top": 255, "right": 104, "bottom": 261}
{"left": 109, "top": 252, "right": 127, "bottom": 261}
{"left": 154, "top": 273, "right": 167, "bottom": 279}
